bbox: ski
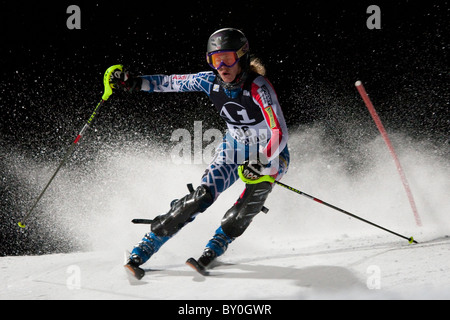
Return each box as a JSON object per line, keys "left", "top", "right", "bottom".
{"left": 123, "top": 251, "right": 145, "bottom": 282}
{"left": 186, "top": 257, "right": 210, "bottom": 276}
{"left": 124, "top": 262, "right": 145, "bottom": 281}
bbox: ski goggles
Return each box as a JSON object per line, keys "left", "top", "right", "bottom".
{"left": 206, "top": 42, "right": 249, "bottom": 70}
{"left": 207, "top": 51, "right": 240, "bottom": 69}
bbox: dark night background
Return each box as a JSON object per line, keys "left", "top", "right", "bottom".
{"left": 1, "top": 1, "right": 448, "bottom": 256}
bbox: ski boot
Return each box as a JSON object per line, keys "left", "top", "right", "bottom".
{"left": 124, "top": 232, "right": 170, "bottom": 280}
{"left": 186, "top": 226, "right": 234, "bottom": 275}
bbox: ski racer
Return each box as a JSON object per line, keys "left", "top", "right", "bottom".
{"left": 113, "top": 28, "right": 290, "bottom": 279}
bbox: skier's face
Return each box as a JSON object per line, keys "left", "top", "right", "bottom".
{"left": 217, "top": 63, "right": 242, "bottom": 83}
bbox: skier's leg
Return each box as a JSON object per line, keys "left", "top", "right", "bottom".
{"left": 128, "top": 232, "right": 170, "bottom": 266}
{"left": 195, "top": 181, "right": 273, "bottom": 269}
{"left": 221, "top": 181, "right": 273, "bottom": 237}
{"left": 195, "top": 146, "right": 290, "bottom": 269}
{"left": 151, "top": 184, "right": 213, "bottom": 237}
{"left": 127, "top": 137, "right": 240, "bottom": 268}
{"left": 192, "top": 225, "right": 233, "bottom": 268}
{"left": 127, "top": 184, "right": 214, "bottom": 266}
{"left": 200, "top": 134, "right": 240, "bottom": 201}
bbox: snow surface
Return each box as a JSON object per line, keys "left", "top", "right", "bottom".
{"left": 1, "top": 128, "right": 449, "bottom": 300}
{"left": 1, "top": 236, "right": 450, "bottom": 300}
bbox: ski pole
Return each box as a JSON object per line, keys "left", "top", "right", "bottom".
{"left": 237, "top": 165, "right": 417, "bottom": 243}
{"left": 17, "top": 64, "right": 123, "bottom": 228}
{"left": 273, "top": 180, "right": 418, "bottom": 244}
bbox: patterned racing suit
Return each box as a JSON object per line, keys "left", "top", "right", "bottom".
{"left": 130, "top": 70, "right": 290, "bottom": 264}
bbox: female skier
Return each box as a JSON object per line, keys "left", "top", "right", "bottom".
{"left": 113, "top": 28, "right": 290, "bottom": 279}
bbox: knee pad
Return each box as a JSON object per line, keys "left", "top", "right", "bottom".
{"left": 151, "top": 184, "right": 213, "bottom": 237}
{"left": 221, "top": 182, "right": 272, "bottom": 238}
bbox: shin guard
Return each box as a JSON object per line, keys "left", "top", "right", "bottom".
{"left": 221, "top": 182, "right": 272, "bottom": 238}
{"left": 151, "top": 184, "right": 213, "bottom": 237}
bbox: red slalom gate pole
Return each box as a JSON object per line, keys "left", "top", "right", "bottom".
{"left": 355, "top": 80, "right": 422, "bottom": 227}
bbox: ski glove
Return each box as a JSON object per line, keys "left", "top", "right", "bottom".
{"left": 110, "top": 69, "right": 142, "bottom": 93}
{"left": 240, "top": 159, "right": 267, "bottom": 182}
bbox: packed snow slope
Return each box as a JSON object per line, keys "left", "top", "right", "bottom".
{"left": 1, "top": 236, "right": 449, "bottom": 300}
{"left": 1, "top": 127, "right": 449, "bottom": 299}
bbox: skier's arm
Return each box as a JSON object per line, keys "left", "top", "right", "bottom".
{"left": 111, "top": 69, "right": 216, "bottom": 96}
{"left": 140, "top": 72, "right": 216, "bottom": 95}
{"left": 251, "top": 77, "right": 288, "bottom": 162}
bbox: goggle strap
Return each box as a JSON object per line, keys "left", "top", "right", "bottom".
{"left": 235, "top": 42, "right": 249, "bottom": 59}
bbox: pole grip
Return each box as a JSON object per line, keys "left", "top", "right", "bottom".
{"left": 102, "top": 64, "right": 123, "bottom": 101}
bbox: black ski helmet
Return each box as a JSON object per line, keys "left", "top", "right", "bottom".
{"left": 206, "top": 28, "right": 249, "bottom": 57}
